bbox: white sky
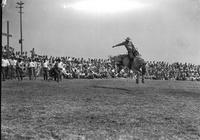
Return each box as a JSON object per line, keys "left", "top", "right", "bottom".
{"left": 2, "top": 0, "right": 200, "bottom": 64}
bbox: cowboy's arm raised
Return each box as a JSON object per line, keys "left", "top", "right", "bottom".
{"left": 112, "top": 41, "right": 126, "bottom": 48}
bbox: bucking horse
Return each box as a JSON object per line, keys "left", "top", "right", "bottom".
{"left": 112, "top": 54, "right": 146, "bottom": 84}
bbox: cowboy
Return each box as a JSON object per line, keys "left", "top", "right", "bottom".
{"left": 112, "top": 37, "right": 139, "bottom": 68}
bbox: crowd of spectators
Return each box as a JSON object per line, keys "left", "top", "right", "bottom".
{"left": 146, "top": 61, "right": 200, "bottom": 81}
{"left": 2, "top": 47, "right": 200, "bottom": 82}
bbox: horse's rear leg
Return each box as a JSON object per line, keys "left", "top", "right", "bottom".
{"left": 141, "top": 65, "right": 146, "bottom": 84}
{"left": 142, "top": 75, "right": 144, "bottom": 83}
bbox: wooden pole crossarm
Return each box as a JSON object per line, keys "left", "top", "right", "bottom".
{"left": 2, "top": 33, "right": 12, "bottom": 37}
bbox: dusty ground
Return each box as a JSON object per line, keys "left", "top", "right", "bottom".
{"left": 1, "top": 79, "right": 200, "bottom": 140}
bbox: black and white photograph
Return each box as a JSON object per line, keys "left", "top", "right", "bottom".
{"left": 1, "top": 0, "right": 200, "bottom": 139}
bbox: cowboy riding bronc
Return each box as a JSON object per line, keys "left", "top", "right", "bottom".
{"left": 112, "top": 37, "right": 146, "bottom": 84}
{"left": 112, "top": 37, "right": 139, "bottom": 69}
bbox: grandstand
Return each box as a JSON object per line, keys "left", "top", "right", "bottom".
{"left": 2, "top": 48, "right": 200, "bottom": 81}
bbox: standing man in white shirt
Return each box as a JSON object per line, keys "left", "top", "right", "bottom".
{"left": 58, "top": 58, "right": 64, "bottom": 81}
{"left": 9, "top": 56, "right": 17, "bottom": 80}
{"left": 2, "top": 56, "right": 9, "bottom": 81}
{"left": 42, "top": 59, "right": 49, "bottom": 80}
{"left": 28, "top": 58, "right": 35, "bottom": 80}
{"left": 33, "top": 59, "right": 37, "bottom": 80}
{"left": 4, "top": 56, "right": 10, "bottom": 80}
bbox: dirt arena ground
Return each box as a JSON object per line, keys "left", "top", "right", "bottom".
{"left": 1, "top": 79, "right": 200, "bottom": 140}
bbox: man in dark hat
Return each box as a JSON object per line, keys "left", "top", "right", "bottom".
{"left": 54, "top": 58, "right": 62, "bottom": 82}
{"left": 112, "top": 37, "right": 139, "bottom": 68}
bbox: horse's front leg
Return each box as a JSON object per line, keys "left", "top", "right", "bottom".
{"left": 142, "top": 74, "right": 144, "bottom": 83}
{"left": 136, "top": 71, "right": 139, "bottom": 84}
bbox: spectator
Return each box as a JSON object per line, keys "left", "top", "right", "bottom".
{"left": 42, "top": 59, "right": 49, "bottom": 80}
{"left": 9, "top": 56, "right": 17, "bottom": 80}
{"left": 16, "top": 58, "right": 24, "bottom": 81}
{"left": 2, "top": 55, "right": 10, "bottom": 81}
{"left": 28, "top": 58, "right": 35, "bottom": 80}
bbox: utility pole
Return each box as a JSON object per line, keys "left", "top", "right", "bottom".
{"left": 6, "top": 21, "right": 10, "bottom": 51}
{"left": 16, "top": 1, "right": 24, "bottom": 55}
{"left": 1, "top": 1, "right": 3, "bottom": 57}
{"left": 2, "top": 21, "right": 12, "bottom": 52}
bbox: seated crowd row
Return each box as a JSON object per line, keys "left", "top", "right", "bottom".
{"left": 1, "top": 49, "right": 200, "bottom": 81}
